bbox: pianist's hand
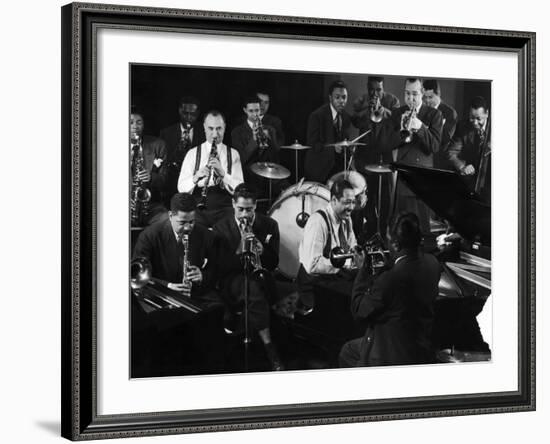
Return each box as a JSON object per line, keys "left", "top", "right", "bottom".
{"left": 461, "top": 164, "right": 475, "bottom": 175}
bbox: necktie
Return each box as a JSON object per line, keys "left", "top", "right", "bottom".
{"left": 338, "top": 220, "right": 349, "bottom": 251}
{"left": 477, "top": 128, "right": 486, "bottom": 146}
{"left": 334, "top": 113, "right": 342, "bottom": 139}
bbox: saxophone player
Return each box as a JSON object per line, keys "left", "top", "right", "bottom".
{"left": 130, "top": 109, "right": 167, "bottom": 226}
{"left": 177, "top": 111, "right": 244, "bottom": 227}
{"left": 132, "top": 193, "right": 222, "bottom": 308}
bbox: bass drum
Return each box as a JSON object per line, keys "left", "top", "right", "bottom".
{"left": 268, "top": 181, "right": 330, "bottom": 279}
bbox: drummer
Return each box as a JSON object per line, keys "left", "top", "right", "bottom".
{"left": 304, "top": 80, "right": 355, "bottom": 184}
{"left": 297, "top": 178, "right": 364, "bottom": 314}
{"left": 231, "top": 95, "right": 282, "bottom": 198}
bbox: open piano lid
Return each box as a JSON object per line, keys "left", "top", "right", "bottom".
{"left": 393, "top": 163, "right": 491, "bottom": 247}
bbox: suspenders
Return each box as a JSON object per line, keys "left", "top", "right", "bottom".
{"left": 193, "top": 143, "right": 233, "bottom": 177}
{"left": 316, "top": 209, "right": 350, "bottom": 259}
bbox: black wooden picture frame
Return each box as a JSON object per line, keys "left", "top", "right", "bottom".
{"left": 61, "top": 2, "right": 535, "bottom": 440}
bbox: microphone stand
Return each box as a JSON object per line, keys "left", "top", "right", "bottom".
{"left": 241, "top": 249, "right": 253, "bottom": 372}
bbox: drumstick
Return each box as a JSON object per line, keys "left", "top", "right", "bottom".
{"left": 350, "top": 129, "right": 372, "bottom": 144}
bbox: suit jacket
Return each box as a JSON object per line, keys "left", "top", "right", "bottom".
{"left": 438, "top": 101, "right": 458, "bottom": 151}
{"left": 305, "top": 103, "right": 353, "bottom": 183}
{"left": 447, "top": 119, "right": 491, "bottom": 200}
{"left": 230, "top": 121, "right": 280, "bottom": 167}
{"left": 134, "top": 135, "right": 167, "bottom": 202}
{"left": 261, "top": 114, "right": 285, "bottom": 146}
{"left": 370, "top": 104, "right": 443, "bottom": 196}
{"left": 351, "top": 252, "right": 441, "bottom": 366}
{"left": 213, "top": 213, "right": 279, "bottom": 279}
{"left": 133, "top": 219, "right": 218, "bottom": 296}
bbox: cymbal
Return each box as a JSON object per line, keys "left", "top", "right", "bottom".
{"left": 250, "top": 162, "right": 291, "bottom": 180}
{"left": 325, "top": 140, "right": 366, "bottom": 148}
{"left": 364, "top": 163, "right": 392, "bottom": 173}
{"left": 281, "top": 142, "right": 311, "bottom": 150}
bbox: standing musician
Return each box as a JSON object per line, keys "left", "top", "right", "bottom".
{"left": 422, "top": 79, "right": 458, "bottom": 169}
{"left": 447, "top": 96, "right": 491, "bottom": 203}
{"left": 132, "top": 193, "right": 222, "bottom": 309}
{"left": 369, "top": 78, "right": 443, "bottom": 237}
{"left": 351, "top": 76, "right": 401, "bottom": 132}
{"left": 297, "top": 179, "right": 364, "bottom": 314}
{"left": 304, "top": 80, "right": 354, "bottom": 183}
{"left": 339, "top": 212, "right": 441, "bottom": 367}
{"left": 213, "top": 183, "right": 284, "bottom": 371}
{"left": 231, "top": 95, "right": 281, "bottom": 176}
{"left": 130, "top": 109, "right": 167, "bottom": 226}
{"left": 177, "top": 111, "right": 244, "bottom": 227}
{"left": 256, "top": 90, "right": 285, "bottom": 146}
{"left": 159, "top": 96, "right": 205, "bottom": 202}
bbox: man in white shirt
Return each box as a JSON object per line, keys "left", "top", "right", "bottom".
{"left": 177, "top": 111, "right": 244, "bottom": 227}
{"left": 297, "top": 179, "right": 364, "bottom": 312}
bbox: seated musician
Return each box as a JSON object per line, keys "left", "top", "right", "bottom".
{"left": 339, "top": 212, "right": 441, "bottom": 367}
{"left": 256, "top": 90, "right": 285, "bottom": 146}
{"left": 213, "top": 183, "right": 284, "bottom": 371}
{"left": 304, "top": 80, "right": 355, "bottom": 183}
{"left": 177, "top": 110, "right": 244, "bottom": 227}
{"left": 159, "top": 96, "right": 205, "bottom": 204}
{"left": 132, "top": 192, "right": 222, "bottom": 309}
{"left": 447, "top": 96, "right": 491, "bottom": 203}
{"left": 130, "top": 108, "right": 167, "bottom": 226}
{"left": 297, "top": 178, "right": 364, "bottom": 314}
{"left": 231, "top": 95, "right": 281, "bottom": 197}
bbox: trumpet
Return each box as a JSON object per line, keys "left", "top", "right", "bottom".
{"left": 368, "top": 96, "right": 383, "bottom": 123}
{"left": 239, "top": 217, "right": 269, "bottom": 280}
{"left": 330, "top": 234, "right": 390, "bottom": 274}
{"left": 197, "top": 138, "right": 219, "bottom": 210}
{"left": 130, "top": 136, "right": 152, "bottom": 226}
{"left": 400, "top": 106, "right": 418, "bottom": 144}
{"left": 254, "top": 119, "right": 269, "bottom": 150}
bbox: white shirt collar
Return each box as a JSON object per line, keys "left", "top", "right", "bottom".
{"left": 330, "top": 103, "right": 341, "bottom": 120}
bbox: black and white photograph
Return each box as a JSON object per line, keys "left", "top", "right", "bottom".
{"left": 129, "top": 64, "right": 493, "bottom": 378}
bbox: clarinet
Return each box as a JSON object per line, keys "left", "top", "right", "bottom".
{"left": 197, "top": 139, "right": 218, "bottom": 210}
{"left": 182, "top": 232, "right": 191, "bottom": 287}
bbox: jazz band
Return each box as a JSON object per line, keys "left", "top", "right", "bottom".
{"left": 130, "top": 76, "right": 492, "bottom": 373}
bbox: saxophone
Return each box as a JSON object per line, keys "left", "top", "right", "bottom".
{"left": 197, "top": 139, "right": 219, "bottom": 210}
{"left": 130, "top": 136, "right": 152, "bottom": 226}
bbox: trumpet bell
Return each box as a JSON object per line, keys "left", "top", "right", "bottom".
{"left": 130, "top": 257, "right": 152, "bottom": 290}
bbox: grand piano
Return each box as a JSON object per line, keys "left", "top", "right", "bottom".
{"left": 395, "top": 163, "right": 491, "bottom": 362}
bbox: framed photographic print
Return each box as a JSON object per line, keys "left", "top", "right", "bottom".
{"left": 61, "top": 2, "right": 535, "bottom": 440}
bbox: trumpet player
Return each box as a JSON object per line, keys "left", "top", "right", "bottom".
{"left": 370, "top": 78, "right": 443, "bottom": 237}
{"left": 130, "top": 109, "right": 167, "bottom": 226}
{"left": 132, "top": 193, "right": 222, "bottom": 308}
{"left": 213, "top": 184, "right": 284, "bottom": 371}
{"left": 352, "top": 76, "right": 400, "bottom": 131}
{"left": 297, "top": 179, "right": 364, "bottom": 314}
{"left": 177, "top": 111, "right": 244, "bottom": 227}
{"left": 231, "top": 95, "right": 281, "bottom": 197}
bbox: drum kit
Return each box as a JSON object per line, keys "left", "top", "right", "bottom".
{"left": 248, "top": 134, "right": 394, "bottom": 279}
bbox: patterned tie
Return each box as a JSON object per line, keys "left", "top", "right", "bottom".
{"left": 338, "top": 220, "right": 349, "bottom": 251}
{"left": 477, "top": 127, "right": 486, "bottom": 147}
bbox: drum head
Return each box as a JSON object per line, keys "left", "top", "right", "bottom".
{"left": 268, "top": 182, "right": 330, "bottom": 278}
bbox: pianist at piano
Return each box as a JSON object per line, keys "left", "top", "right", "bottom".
{"left": 339, "top": 212, "right": 441, "bottom": 367}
